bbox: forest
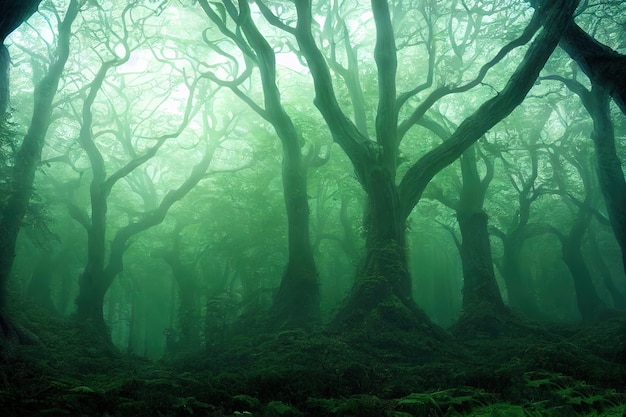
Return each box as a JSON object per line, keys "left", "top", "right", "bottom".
{"left": 0, "top": 0, "right": 625, "bottom": 415}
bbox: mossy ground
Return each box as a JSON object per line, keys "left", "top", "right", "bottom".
{"left": 1, "top": 299, "right": 625, "bottom": 417}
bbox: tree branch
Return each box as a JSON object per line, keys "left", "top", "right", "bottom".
{"left": 397, "top": 0, "right": 578, "bottom": 220}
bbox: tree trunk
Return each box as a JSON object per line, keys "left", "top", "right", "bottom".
{"left": 551, "top": 208, "right": 606, "bottom": 321}
{"left": 501, "top": 236, "right": 541, "bottom": 317}
{"left": 177, "top": 276, "right": 200, "bottom": 348}
{"left": 197, "top": 0, "right": 322, "bottom": 329}
{"left": 75, "top": 270, "right": 109, "bottom": 331}
{"left": 75, "top": 142, "right": 212, "bottom": 335}
{"left": 588, "top": 227, "right": 626, "bottom": 310}
{"left": 127, "top": 285, "right": 137, "bottom": 354}
{"left": 26, "top": 252, "right": 57, "bottom": 313}
{"left": 545, "top": 75, "right": 626, "bottom": 279}
{"left": 159, "top": 250, "right": 200, "bottom": 349}
{"left": 458, "top": 211, "right": 505, "bottom": 311}
{"left": 0, "top": 45, "right": 9, "bottom": 115}
{"left": 561, "top": 242, "right": 604, "bottom": 321}
{"left": 588, "top": 87, "right": 626, "bottom": 277}
{"left": 295, "top": 0, "right": 575, "bottom": 332}
{"left": 272, "top": 152, "right": 320, "bottom": 327}
{"left": 456, "top": 145, "right": 505, "bottom": 314}
{"left": 334, "top": 168, "right": 440, "bottom": 336}
{"left": 75, "top": 183, "right": 109, "bottom": 328}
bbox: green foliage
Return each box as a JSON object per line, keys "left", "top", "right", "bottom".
{"left": 2, "top": 299, "right": 626, "bottom": 416}
{"left": 263, "top": 400, "right": 300, "bottom": 417}
{"left": 232, "top": 394, "right": 262, "bottom": 412}
{"left": 522, "top": 371, "right": 626, "bottom": 414}
{"left": 396, "top": 388, "right": 495, "bottom": 416}
{"left": 333, "top": 394, "right": 388, "bottom": 417}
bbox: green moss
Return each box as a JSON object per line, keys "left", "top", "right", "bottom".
{"left": 1, "top": 297, "right": 625, "bottom": 417}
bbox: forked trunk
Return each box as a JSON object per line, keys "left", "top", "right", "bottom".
{"left": 335, "top": 169, "right": 440, "bottom": 337}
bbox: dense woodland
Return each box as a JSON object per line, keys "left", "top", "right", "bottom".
{"left": 0, "top": 0, "right": 625, "bottom": 416}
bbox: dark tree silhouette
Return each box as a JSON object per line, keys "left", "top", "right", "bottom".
{"left": 199, "top": 0, "right": 327, "bottom": 328}
{"left": 0, "top": 0, "right": 79, "bottom": 343}
{"left": 542, "top": 74, "right": 626, "bottom": 281}
{"left": 546, "top": 142, "right": 606, "bottom": 321}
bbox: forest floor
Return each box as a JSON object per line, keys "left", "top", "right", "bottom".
{"left": 1, "top": 300, "right": 625, "bottom": 417}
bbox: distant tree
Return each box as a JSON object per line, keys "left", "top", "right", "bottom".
{"left": 545, "top": 139, "right": 606, "bottom": 321}
{"left": 198, "top": 0, "right": 330, "bottom": 328}
{"left": 21, "top": 2, "right": 234, "bottom": 336}
{"left": 25, "top": 249, "right": 56, "bottom": 312}
{"left": 151, "top": 222, "right": 202, "bottom": 349}
{"left": 588, "top": 226, "right": 626, "bottom": 310}
{"left": 425, "top": 139, "right": 507, "bottom": 328}
{"left": 489, "top": 107, "right": 554, "bottom": 318}
{"left": 541, "top": 74, "right": 626, "bottom": 281}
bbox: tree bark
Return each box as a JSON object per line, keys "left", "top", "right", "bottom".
{"left": 421, "top": 140, "right": 506, "bottom": 329}
{"left": 456, "top": 145, "right": 505, "bottom": 312}
{"left": 335, "top": 167, "right": 438, "bottom": 333}
{"left": 272, "top": 150, "right": 321, "bottom": 326}
{"left": 458, "top": 212, "right": 505, "bottom": 311}
{"left": 342, "top": 168, "right": 410, "bottom": 312}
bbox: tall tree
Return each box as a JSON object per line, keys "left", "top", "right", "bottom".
{"left": 425, "top": 139, "right": 507, "bottom": 326}
{"left": 198, "top": 0, "right": 327, "bottom": 328}
{"left": 292, "top": 0, "right": 577, "bottom": 328}
{"left": 542, "top": 74, "right": 626, "bottom": 280}
{"left": 29, "top": 3, "right": 225, "bottom": 333}
{"left": 489, "top": 108, "right": 553, "bottom": 317}
{"left": 546, "top": 140, "right": 606, "bottom": 321}
{"left": 0, "top": 0, "right": 79, "bottom": 342}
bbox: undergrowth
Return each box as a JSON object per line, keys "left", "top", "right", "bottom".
{"left": 1, "top": 298, "right": 625, "bottom": 416}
